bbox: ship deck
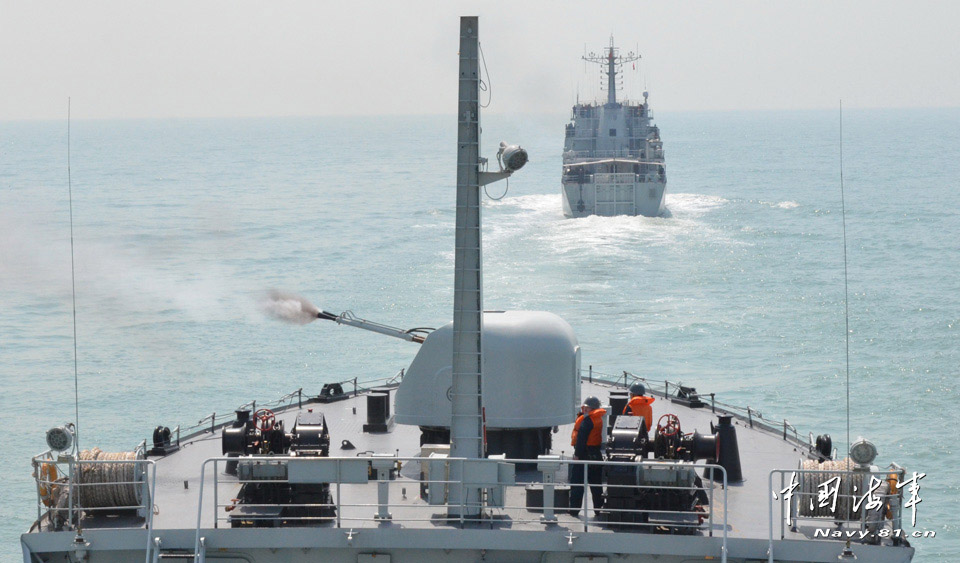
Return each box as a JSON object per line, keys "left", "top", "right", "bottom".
{"left": 145, "top": 379, "right": 789, "bottom": 536}
{"left": 23, "top": 377, "right": 915, "bottom": 563}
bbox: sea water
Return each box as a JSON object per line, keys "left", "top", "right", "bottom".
{"left": 1, "top": 109, "right": 957, "bottom": 560}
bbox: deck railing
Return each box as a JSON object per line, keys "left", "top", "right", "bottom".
{"left": 564, "top": 149, "right": 645, "bottom": 159}
{"left": 767, "top": 466, "right": 907, "bottom": 562}
{"left": 562, "top": 172, "right": 663, "bottom": 185}
{"left": 582, "top": 367, "right": 812, "bottom": 449}
{"left": 31, "top": 449, "right": 157, "bottom": 563}
{"left": 173, "top": 370, "right": 406, "bottom": 444}
{"left": 193, "top": 455, "right": 728, "bottom": 562}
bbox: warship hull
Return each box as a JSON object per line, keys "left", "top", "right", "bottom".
{"left": 562, "top": 177, "right": 667, "bottom": 218}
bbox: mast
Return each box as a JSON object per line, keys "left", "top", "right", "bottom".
{"left": 583, "top": 35, "right": 640, "bottom": 107}
{"left": 449, "top": 15, "right": 485, "bottom": 518}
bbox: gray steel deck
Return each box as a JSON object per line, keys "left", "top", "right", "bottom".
{"left": 23, "top": 378, "right": 915, "bottom": 562}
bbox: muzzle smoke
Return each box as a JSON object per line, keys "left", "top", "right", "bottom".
{"left": 261, "top": 289, "right": 320, "bottom": 325}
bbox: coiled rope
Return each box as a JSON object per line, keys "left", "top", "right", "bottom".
{"left": 76, "top": 448, "right": 143, "bottom": 508}
{"left": 798, "top": 458, "right": 855, "bottom": 518}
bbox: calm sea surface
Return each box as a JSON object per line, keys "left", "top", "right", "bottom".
{"left": 1, "top": 109, "right": 957, "bottom": 560}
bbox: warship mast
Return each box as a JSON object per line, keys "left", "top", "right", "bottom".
{"left": 582, "top": 35, "right": 640, "bottom": 107}
{"left": 450, "top": 15, "right": 485, "bottom": 518}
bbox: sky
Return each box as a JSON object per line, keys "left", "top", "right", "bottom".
{"left": 0, "top": 0, "right": 958, "bottom": 120}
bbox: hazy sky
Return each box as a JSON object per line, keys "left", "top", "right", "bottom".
{"left": 1, "top": 1, "right": 957, "bottom": 120}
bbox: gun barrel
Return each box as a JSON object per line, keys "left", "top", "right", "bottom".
{"left": 316, "top": 310, "right": 425, "bottom": 343}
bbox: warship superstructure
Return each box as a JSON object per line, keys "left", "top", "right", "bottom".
{"left": 23, "top": 18, "right": 915, "bottom": 563}
{"left": 562, "top": 38, "right": 667, "bottom": 217}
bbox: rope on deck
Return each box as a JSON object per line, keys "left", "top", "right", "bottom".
{"left": 75, "top": 448, "right": 143, "bottom": 508}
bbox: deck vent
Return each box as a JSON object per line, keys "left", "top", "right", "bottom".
{"left": 363, "top": 391, "right": 391, "bottom": 433}
{"left": 608, "top": 390, "right": 629, "bottom": 433}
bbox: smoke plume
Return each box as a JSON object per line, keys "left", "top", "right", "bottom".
{"left": 261, "top": 289, "right": 320, "bottom": 325}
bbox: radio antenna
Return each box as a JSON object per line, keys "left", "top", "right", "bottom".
{"left": 839, "top": 100, "right": 850, "bottom": 455}
{"left": 67, "top": 98, "right": 81, "bottom": 451}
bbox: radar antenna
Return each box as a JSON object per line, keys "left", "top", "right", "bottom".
{"left": 582, "top": 35, "right": 640, "bottom": 106}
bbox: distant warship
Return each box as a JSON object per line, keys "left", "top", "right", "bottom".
{"left": 562, "top": 37, "right": 667, "bottom": 217}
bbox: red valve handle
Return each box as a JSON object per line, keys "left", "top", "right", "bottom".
{"left": 253, "top": 408, "right": 276, "bottom": 432}
{"left": 656, "top": 413, "right": 681, "bottom": 438}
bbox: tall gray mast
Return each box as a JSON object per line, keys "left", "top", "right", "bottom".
{"left": 449, "top": 15, "right": 485, "bottom": 518}
{"left": 583, "top": 36, "right": 640, "bottom": 107}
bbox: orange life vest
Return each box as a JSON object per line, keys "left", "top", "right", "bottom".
{"left": 623, "top": 396, "right": 655, "bottom": 430}
{"left": 571, "top": 408, "right": 606, "bottom": 447}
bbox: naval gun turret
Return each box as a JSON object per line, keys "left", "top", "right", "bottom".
{"left": 395, "top": 310, "right": 580, "bottom": 459}
{"left": 304, "top": 304, "right": 581, "bottom": 459}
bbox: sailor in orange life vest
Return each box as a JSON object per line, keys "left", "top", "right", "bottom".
{"left": 569, "top": 396, "right": 606, "bottom": 517}
{"left": 623, "top": 383, "right": 655, "bottom": 432}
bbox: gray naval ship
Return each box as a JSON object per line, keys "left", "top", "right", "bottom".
{"left": 562, "top": 38, "right": 667, "bottom": 218}
{"left": 24, "top": 17, "right": 915, "bottom": 563}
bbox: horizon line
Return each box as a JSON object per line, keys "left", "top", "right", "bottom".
{"left": 2, "top": 105, "right": 958, "bottom": 123}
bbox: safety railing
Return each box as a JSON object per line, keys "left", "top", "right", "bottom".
{"left": 32, "top": 448, "right": 157, "bottom": 563}
{"left": 582, "top": 367, "right": 812, "bottom": 450}
{"left": 176, "top": 386, "right": 320, "bottom": 441}
{"left": 176, "top": 373, "right": 405, "bottom": 443}
{"left": 767, "top": 466, "right": 906, "bottom": 561}
{"left": 193, "top": 455, "right": 728, "bottom": 562}
{"left": 593, "top": 173, "right": 639, "bottom": 184}
{"left": 562, "top": 173, "right": 663, "bottom": 185}
{"left": 565, "top": 149, "right": 644, "bottom": 159}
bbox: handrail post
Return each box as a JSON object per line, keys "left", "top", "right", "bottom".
{"left": 68, "top": 456, "right": 76, "bottom": 528}
{"left": 721, "top": 466, "right": 728, "bottom": 563}
{"left": 193, "top": 461, "right": 207, "bottom": 563}
{"left": 143, "top": 461, "right": 158, "bottom": 563}
{"left": 212, "top": 460, "right": 218, "bottom": 529}
{"left": 581, "top": 460, "right": 588, "bottom": 531}
{"left": 768, "top": 470, "right": 776, "bottom": 563}
{"left": 780, "top": 472, "right": 787, "bottom": 537}
{"left": 336, "top": 459, "right": 342, "bottom": 529}
{"left": 707, "top": 469, "right": 713, "bottom": 537}
{"left": 459, "top": 459, "right": 465, "bottom": 528}
{"left": 33, "top": 458, "right": 41, "bottom": 527}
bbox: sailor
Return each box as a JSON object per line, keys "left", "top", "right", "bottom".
{"left": 569, "top": 396, "right": 605, "bottom": 517}
{"left": 623, "top": 383, "right": 655, "bottom": 432}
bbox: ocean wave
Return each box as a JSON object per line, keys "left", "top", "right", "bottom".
{"left": 665, "top": 193, "right": 729, "bottom": 217}
{"left": 479, "top": 192, "right": 733, "bottom": 259}
{"left": 757, "top": 200, "right": 800, "bottom": 209}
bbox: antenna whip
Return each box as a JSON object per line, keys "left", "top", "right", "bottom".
{"left": 68, "top": 98, "right": 80, "bottom": 451}
{"left": 839, "top": 100, "right": 850, "bottom": 455}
